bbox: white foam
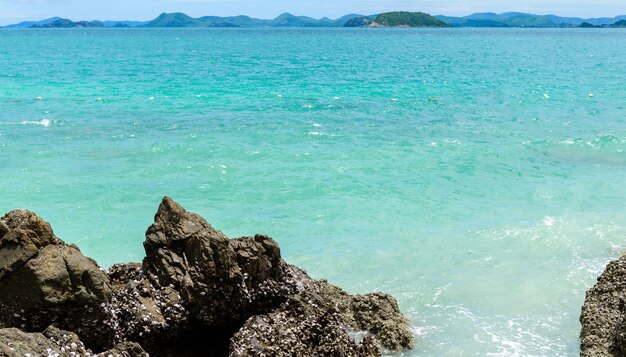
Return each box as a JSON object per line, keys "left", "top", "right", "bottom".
{"left": 21, "top": 119, "right": 50, "bottom": 127}
{"left": 543, "top": 216, "right": 555, "bottom": 227}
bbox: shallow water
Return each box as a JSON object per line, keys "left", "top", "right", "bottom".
{"left": 2, "top": 27, "right": 626, "bottom": 355}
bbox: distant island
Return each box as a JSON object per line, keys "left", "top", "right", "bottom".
{"left": 579, "top": 19, "right": 626, "bottom": 28}
{"left": 138, "top": 12, "right": 452, "bottom": 28}
{"left": 342, "top": 12, "right": 449, "bottom": 28}
{"left": 3, "top": 11, "right": 626, "bottom": 29}
{"left": 370, "top": 12, "right": 450, "bottom": 28}
{"left": 31, "top": 19, "right": 104, "bottom": 28}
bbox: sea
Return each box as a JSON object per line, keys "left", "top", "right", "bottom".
{"left": 1, "top": 27, "right": 626, "bottom": 356}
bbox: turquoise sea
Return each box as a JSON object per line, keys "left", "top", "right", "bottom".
{"left": 2, "top": 28, "right": 626, "bottom": 355}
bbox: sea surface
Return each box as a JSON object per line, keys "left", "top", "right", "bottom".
{"left": 1, "top": 27, "right": 626, "bottom": 355}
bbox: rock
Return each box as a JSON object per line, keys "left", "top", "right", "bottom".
{"left": 0, "top": 210, "right": 113, "bottom": 349}
{"left": 103, "top": 262, "right": 188, "bottom": 354}
{"left": 300, "top": 269, "right": 414, "bottom": 351}
{"left": 581, "top": 253, "right": 626, "bottom": 356}
{"left": 143, "top": 197, "right": 244, "bottom": 325}
{"left": 96, "top": 341, "right": 149, "bottom": 357}
{"left": 143, "top": 198, "right": 293, "bottom": 329}
{"left": 229, "top": 263, "right": 413, "bottom": 355}
{"left": 350, "top": 293, "right": 414, "bottom": 350}
{"left": 0, "top": 327, "right": 91, "bottom": 356}
{"left": 312, "top": 280, "right": 414, "bottom": 350}
{"left": 0, "top": 209, "right": 58, "bottom": 280}
{"left": 0, "top": 198, "right": 414, "bottom": 356}
{"left": 0, "top": 326, "right": 148, "bottom": 357}
{"left": 230, "top": 295, "right": 381, "bottom": 357}
{"left": 230, "top": 234, "right": 282, "bottom": 290}
{"left": 229, "top": 235, "right": 293, "bottom": 316}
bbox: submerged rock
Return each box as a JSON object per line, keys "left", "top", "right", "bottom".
{"left": 0, "top": 197, "right": 414, "bottom": 356}
{"left": 581, "top": 253, "right": 626, "bottom": 356}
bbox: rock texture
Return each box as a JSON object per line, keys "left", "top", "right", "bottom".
{"left": 581, "top": 253, "right": 626, "bottom": 356}
{"left": 0, "top": 210, "right": 113, "bottom": 349}
{"left": 0, "top": 197, "right": 414, "bottom": 356}
{"left": 0, "top": 326, "right": 147, "bottom": 357}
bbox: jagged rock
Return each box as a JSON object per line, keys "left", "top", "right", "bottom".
{"left": 0, "top": 198, "right": 414, "bottom": 356}
{"left": 142, "top": 198, "right": 294, "bottom": 329}
{"left": 230, "top": 234, "right": 282, "bottom": 291}
{"left": 0, "top": 210, "right": 113, "bottom": 349}
{"left": 580, "top": 253, "right": 626, "bottom": 356}
{"left": 143, "top": 197, "right": 244, "bottom": 325}
{"left": 104, "top": 263, "right": 188, "bottom": 354}
{"left": 229, "top": 263, "right": 413, "bottom": 355}
{"left": 0, "top": 209, "right": 58, "bottom": 280}
{"left": 314, "top": 280, "right": 414, "bottom": 351}
{"left": 229, "top": 293, "right": 380, "bottom": 357}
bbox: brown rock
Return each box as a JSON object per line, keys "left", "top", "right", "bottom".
{"left": 0, "top": 209, "right": 58, "bottom": 280}
{"left": 0, "top": 198, "right": 415, "bottom": 356}
{"left": 0, "top": 210, "right": 113, "bottom": 350}
{"left": 580, "top": 253, "right": 626, "bottom": 356}
{"left": 229, "top": 294, "right": 381, "bottom": 357}
{"left": 143, "top": 197, "right": 243, "bottom": 325}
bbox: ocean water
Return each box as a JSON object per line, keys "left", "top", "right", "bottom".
{"left": 1, "top": 27, "right": 626, "bottom": 355}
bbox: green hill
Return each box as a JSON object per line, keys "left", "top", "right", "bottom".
{"left": 31, "top": 19, "right": 104, "bottom": 28}
{"left": 373, "top": 12, "right": 450, "bottom": 27}
{"left": 7, "top": 17, "right": 61, "bottom": 28}
{"left": 612, "top": 20, "right": 626, "bottom": 27}
{"left": 578, "top": 19, "right": 626, "bottom": 28}
{"left": 197, "top": 15, "right": 268, "bottom": 27}
{"left": 144, "top": 13, "right": 203, "bottom": 27}
{"left": 269, "top": 13, "right": 320, "bottom": 27}
{"left": 344, "top": 17, "right": 374, "bottom": 27}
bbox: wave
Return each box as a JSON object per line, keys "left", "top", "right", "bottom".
{"left": 21, "top": 119, "right": 51, "bottom": 127}
{"left": 0, "top": 119, "right": 52, "bottom": 127}
{"left": 546, "top": 134, "right": 626, "bottom": 165}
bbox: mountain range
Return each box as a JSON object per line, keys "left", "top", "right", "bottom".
{"left": 436, "top": 12, "right": 626, "bottom": 27}
{"left": 3, "top": 11, "right": 626, "bottom": 28}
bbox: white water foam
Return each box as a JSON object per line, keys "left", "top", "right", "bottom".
{"left": 21, "top": 119, "right": 51, "bottom": 127}
{"left": 0, "top": 119, "right": 51, "bottom": 127}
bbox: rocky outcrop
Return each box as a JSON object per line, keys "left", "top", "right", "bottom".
{"left": 0, "top": 197, "right": 414, "bottom": 356}
{"left": 0, "top": 210, "right": 113, "bottom": 349}
{"left": 0, "top": 326, "right": 147, "bottom": 356}
{"left": 230, "top": 264, "right": 413, "bottom": 356}
{"left": 581, "top": 253, "right": 626, "bottom": 356}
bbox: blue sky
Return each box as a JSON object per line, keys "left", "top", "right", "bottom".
{"left": 1, "top": 0, "right": 624, "bottom": 25}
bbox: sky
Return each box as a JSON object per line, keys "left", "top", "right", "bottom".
{"left": 1, "top": 0, "right": 625, "bottom": 26}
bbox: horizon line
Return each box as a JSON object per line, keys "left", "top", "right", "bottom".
{"left": 3, "top": 10, "right": 626, "bottom": 26}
